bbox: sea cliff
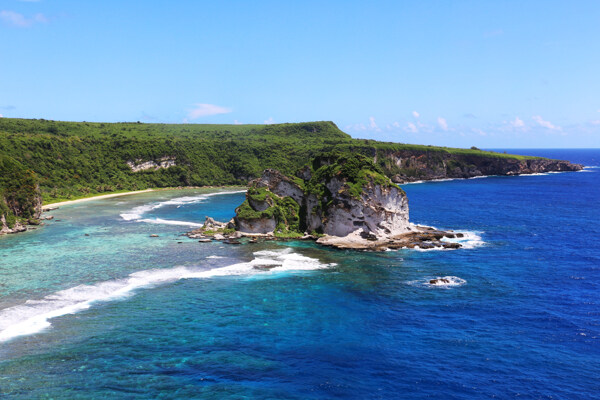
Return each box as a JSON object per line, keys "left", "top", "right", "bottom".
{"left": 373, "top": 149, "right": 583, "bottom": 183}
{"left": 189, "top": 153, "right": 464, "bottom": 251}
{"left": 0, "top": 155, "right": 42, "bottom": 235}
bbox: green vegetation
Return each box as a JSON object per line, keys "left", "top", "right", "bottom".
{"left": 0, "top": 154, "right": 40, "bottom": 228}
{"left": 236, "top": 185, "right": 301, "bottom": 237}
{"left": 307, "top": 152, "right": 403, "bottom": 199}
{"left": 236, "top": 152, "right": 401, "bottom": 237}
{"left": 0, "top": 117, "right": 544, "bottom": 208}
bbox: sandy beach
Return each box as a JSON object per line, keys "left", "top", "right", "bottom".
{"left": 42, "top": 189, "right": 155, "bottom": 211}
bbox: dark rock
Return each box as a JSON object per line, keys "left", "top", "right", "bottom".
{"left": 442, "top": 242, "right": 461, "bottom": 249}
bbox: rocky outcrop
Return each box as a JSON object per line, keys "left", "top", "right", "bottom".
{"left": 374, "top": 150, "right": 584, "bottom": 183}
{"left": 235, "top": 153, "right": 413, "bottom": 240}
{"left": 221, "top": 153, "right": 462, "bottom": 250}
{"left": 0, "top": 155, "right": 43, "bottom": 236}
{"left": 187, "top": 153, "right": 464, "bottom": 251}
{"left": 126, "top": 157, "right": 176, "bottom": 172}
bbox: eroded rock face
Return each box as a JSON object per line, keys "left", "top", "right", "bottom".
{"left": 234, "top": 154, "right": 411, "bottom": 240}
{"left": 321, "top": 183, "right": 409, "bottom": 237}
{"left": 0, "top": 215, "right": 26, "bottom": 234}
{"left": 126, "top": 157, "right": 176, "bottom": 172}
{"left": 383, "top": 150, "right": 584, "bottom": 183}
{"left": 236, "top": 217, "right": 277, "bottom": 234}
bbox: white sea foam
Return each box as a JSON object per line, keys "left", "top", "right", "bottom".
{"left": 0, "top": 248, "right": 333, "bottom": 343}
{"left": 444, "top": 231, "right": 486, "bottom": 249}
{"left": 119, "top": 190, "right": 246, "bottom": 225}
{"left": 400, "top": 178, "right": 457, "bottom": 185}
{"left": 407, "top": 276, "right": 466, "bottom": 288}
{"left": 405, "top": 225, "right": 486, "bottom": 251}
{"left": 138, "top": 218, "right": 203, "bottom": 227}
{"left": 518, "top": 172, "right": 549, "bottom": 176}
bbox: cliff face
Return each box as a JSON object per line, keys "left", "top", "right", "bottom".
{"left": 234, "top": 153, "right": 411, "bottom": 238}
{"left": 375, "top": 150, "right": 584, "bottom": 183}
{"left": 0, "top": 155, "right": 42, "bottom": 235}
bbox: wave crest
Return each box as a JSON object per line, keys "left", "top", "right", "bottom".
{"left": 0, "top": 248, "right": 333, "bottom": 343}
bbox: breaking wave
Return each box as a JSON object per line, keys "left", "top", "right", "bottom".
{"left": 0, "top": 248, "right": 334, "bottom": 343}
{"left": 407, "top": 276, "right": 467, "bottom": 288}
{"left": 119, "top": 190, "right": 246, "bottom": 225}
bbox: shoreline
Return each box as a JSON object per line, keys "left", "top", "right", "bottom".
{"left": 42, "top": 186, "right": 245, "bottom": 211}
{"left": 42, "top": 189, "right": 156, "bottom": 210}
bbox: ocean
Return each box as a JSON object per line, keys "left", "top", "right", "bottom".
{"left": 0, "top": 149, "right": 598, "bottom": 399}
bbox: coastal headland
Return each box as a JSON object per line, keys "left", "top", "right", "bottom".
{"left": 0, "top": 118, "right": 583, "bottom": 236}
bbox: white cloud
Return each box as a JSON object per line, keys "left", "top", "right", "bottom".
{"left": 532, "top": 115, "right": 561, "bottom": 131}
{"left": 510, "top": 117, "right": 525, "bottom": 128}
{"left": 369, "top": 116, "right": 381, "bottom": 131}
{"left": 264, "top": 117, "right": 275, "bottom": 124}
{"left": 392, "top": 121, "right": 400, "bottom": 128}
{"left": 412, "top": 111, "right": 420, "bottom": 118}
{"left": 437, "top": 117, "right": 448, "bottom": 131}
{"left": 0, "top": 10, "right": 47, "bottom": 27}
{"left": 187, "top": 103, "right": 231, "bottom": 120}
{"left": 590, "top": 120, "right": 600, "bottom": 125}
{"left": 233, "top": 119, "right": 243, "bottom": 125}
{"left": 404, "top": 122, "right": 418, "bottom": 133}
{"left": 0, "top": 114, "right": 3, "bottom": 118}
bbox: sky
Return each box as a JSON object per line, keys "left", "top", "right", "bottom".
{"left": 1, "top": 0, "right": 599, "bottom": 148}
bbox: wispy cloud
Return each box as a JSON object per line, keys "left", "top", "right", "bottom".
{"left": 404, "top": 122, "right": 418, "bottom": 133}
{"left": 233, "top": 120, "right": 243, "bottom": 125}
{"left": 0, "top": 10, "right": 47, "bottom": 27}
{"left": 264, "top": 117, "right": 275, "bottom": 124}
{"left": 510, "top": 116, "right": 525, "bottom": 129}
{"left": 369, "top": 116, "right": 381, "bottom": 132}
{"left": 412, "top": 111, "right": 420, "bottom": 118}
{"left": 0, "top": 114, "right": 3, "bottom": 118}
{"left": 437, "top": 117, "right": 448, "bottom": 131}
{"left": 187, "top": 103, "right": 231, "bottom": 120}
{"left": 532, "top": 115, "right": 561, "bottom": 131}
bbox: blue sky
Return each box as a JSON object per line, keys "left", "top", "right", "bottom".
{"left": 1, "top": 0, "right": 599, "bottom": 148}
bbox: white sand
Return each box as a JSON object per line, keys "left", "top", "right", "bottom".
{"left": 42, "top": 189, "right": 155, "bottom": 210}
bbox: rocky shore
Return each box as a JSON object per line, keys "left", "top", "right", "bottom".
{"left": 376, "top": 150, "right": 584, "bottom": 183}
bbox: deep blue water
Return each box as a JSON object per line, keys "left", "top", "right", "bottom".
{"left": 0, "top": 150, "right": 598, "bottom": 399}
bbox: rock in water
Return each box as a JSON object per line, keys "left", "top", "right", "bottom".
{"left": 233, "top": 152, "right": 413, "bottom": 245}
{"left": 194, "top": 152, "right": 464, "bottom": 251}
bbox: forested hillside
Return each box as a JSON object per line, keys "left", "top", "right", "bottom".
{"left": 0, "top": 118, "right": 547, "bottom": 204}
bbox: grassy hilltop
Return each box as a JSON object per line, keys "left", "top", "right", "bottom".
{"left": 0, "top": 118, "right": 536, "bottom": 205}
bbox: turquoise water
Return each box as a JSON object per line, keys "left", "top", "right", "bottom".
{"left": 0, "top": 151, "right": 599, "bottom": 399}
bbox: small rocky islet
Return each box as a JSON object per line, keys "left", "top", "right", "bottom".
{"left": 187, "top": 152, "right": 468, "bottom": 251}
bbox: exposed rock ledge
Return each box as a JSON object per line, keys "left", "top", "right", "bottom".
{"left": 126, "top": 157, "right": 176, "bottom": 172}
